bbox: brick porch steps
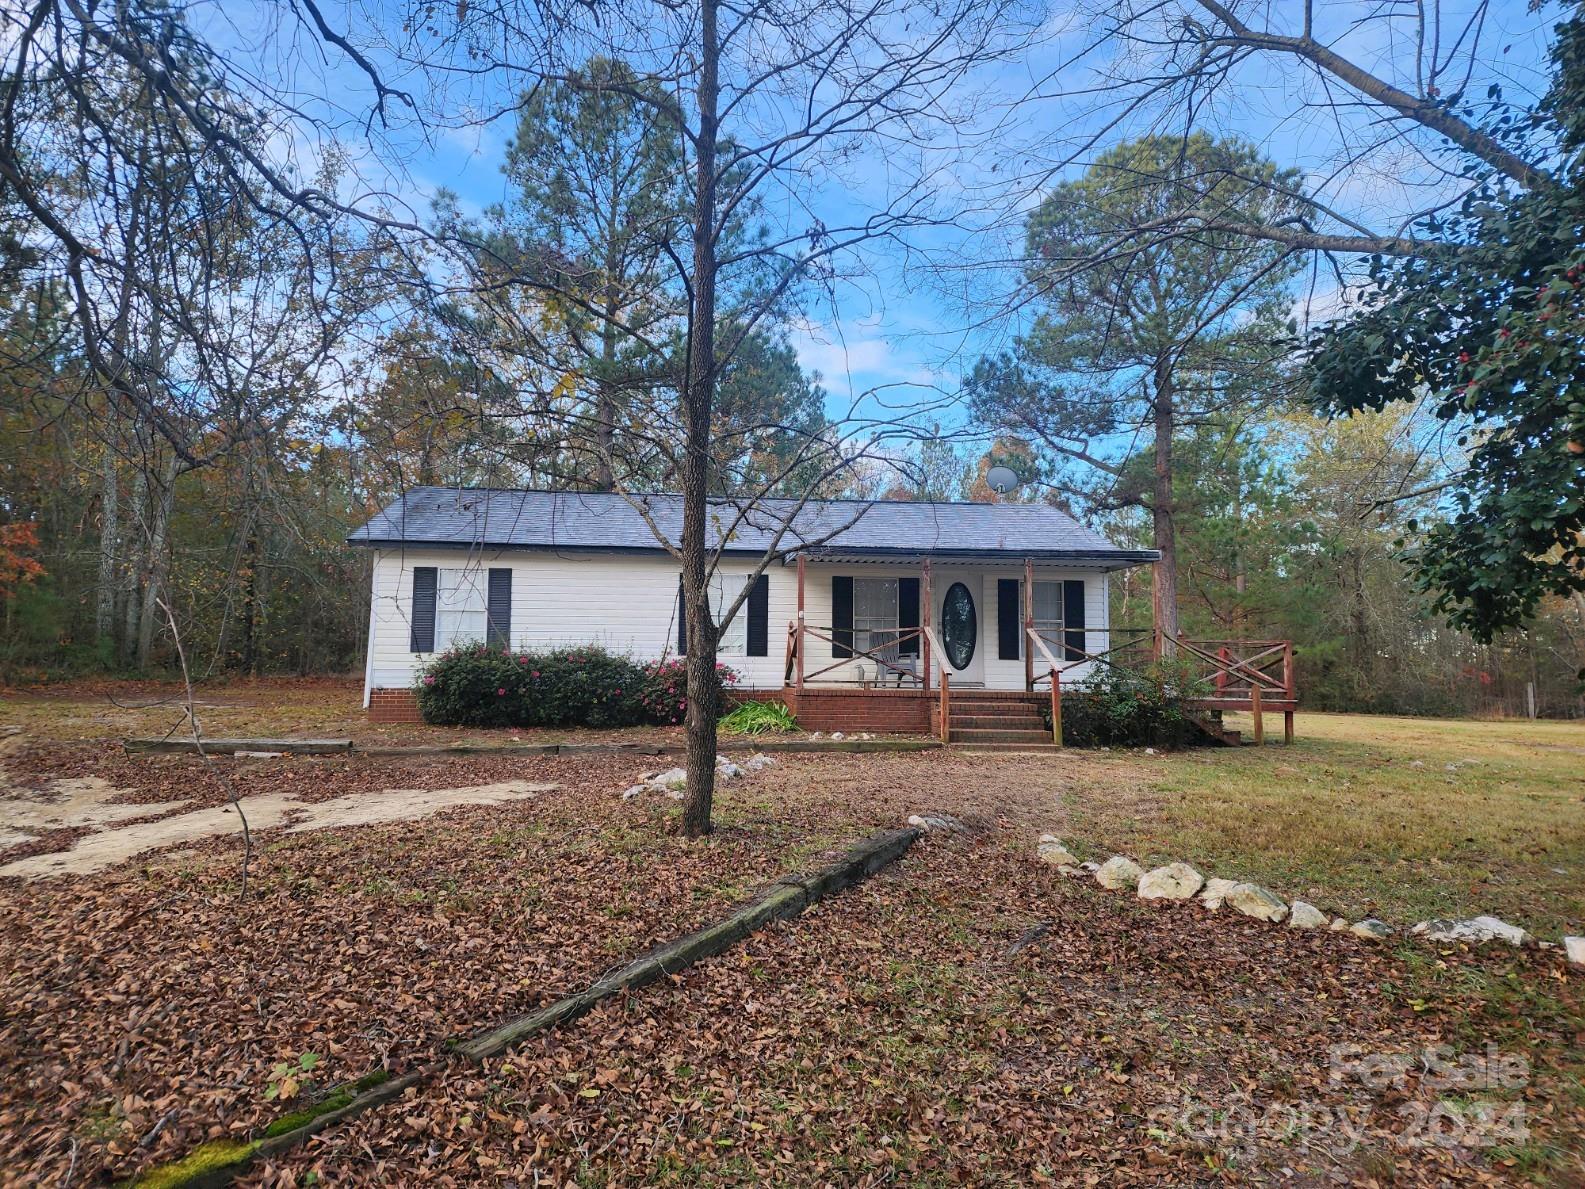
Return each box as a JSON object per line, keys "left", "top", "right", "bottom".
{"left": 955, "top": 741, "right": 1062, "bottom": 753}
{"left": 951, "top": 727, "right": 1057, "bottom": 745}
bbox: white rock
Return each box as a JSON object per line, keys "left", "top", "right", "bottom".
{"left": 715, "top": 758, "right": 745, "bottom": 780}
{"left": 650, "top": 767, "right": 688, "bottom": 790}
{"left": 620, "top": 784, "right": 648, "bottom": 800}
{"left": 1411, "top": 916, "right": 1531, "bottom": 947}
{"left": 1080, "top": 860, "right": 1101, "bottom": 873}
{"left": 1329, "top": 917, "right": 1350, "bottom": 932}
{"left": 1036, "top": 837, "right": 1079, "bottom": 866}
{"left": 829, "top": 731, "right": 845, "bottom": 741}
{"left": 1137, "top": 862, "right": 1204, "bottom": 901}
{"left": 1288, "top": 901, "right": 1327, "bottom": 929}
{"left": 1144, "top": 748, "right": 1157, "bottom": 755}
{"left": 1095, "top": 855, "right": 1145, "bottom": 890}
{"left": 1350, "top": 919, "right": 1393, "bottom": 941}
{"left": 1564, "top": 937, "right": 1585, "bottom": 966}
{"left": 1225, "top": 883, "right": 1288, "bottom": 922}
{"left": 1198, "top": 877, "right": 1239, "bottom": 910}
{"left": 743, "top": 753, "right": 776, "bottom": 772}
{"left": 908, "top": 812, "right": 963, "bottom": 833}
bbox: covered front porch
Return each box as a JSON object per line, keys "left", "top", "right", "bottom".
{"left": 774, "top": 549, "right": 1297, "bottom": 747}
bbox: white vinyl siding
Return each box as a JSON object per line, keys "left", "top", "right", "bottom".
{"left": 363, "top": 547, "right": 1116, "bottom": 698}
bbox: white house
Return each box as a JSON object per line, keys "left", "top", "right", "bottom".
{"left": 349, "top": 487, "right": 1157, "bottom": 737}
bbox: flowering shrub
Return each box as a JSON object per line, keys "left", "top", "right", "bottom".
{"left": 415, "top": 642, "right": 739, "bottom": 729}
{"left": 637, "top": 658, "right": 740, "bottom": 725}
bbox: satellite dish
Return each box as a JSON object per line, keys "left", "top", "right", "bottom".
{"left": 985, "top": 464, "right": 1020, "bottom": 495}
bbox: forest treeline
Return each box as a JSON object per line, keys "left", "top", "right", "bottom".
{"left": 0, "top": 1, "right": 1582, "bottom": 723}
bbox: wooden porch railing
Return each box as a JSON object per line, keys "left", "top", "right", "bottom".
{"left": 1030, "top": 629, "right": 1298, "bottom": 744}
{"left": 920, "top": 625, "right": 952, "bottom": 743}
{"left": 785, "top": 622, "right": 929, "bottom": 688}
{"left": 1026, "top": 627, "right": 1064, "bottom": 746}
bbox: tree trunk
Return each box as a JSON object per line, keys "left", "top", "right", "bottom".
{"left": 680, "top": 0, "right": 721, "bottom": 839}
{"left": 95, "top": 434, "right": 119, "bottom": 646}
{"left": 135, "top": 451, "right": 178, "bottom": 669}
{"left": 596, "top": 292, "right": 618, "bottom": 491}
{"left": 1151, "top": 359, "right": 1180, "bottom": 646}
{"left": 122, "top": 448, "right": 147, "bottom": 663}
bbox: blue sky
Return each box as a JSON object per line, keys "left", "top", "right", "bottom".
{"left": 217, "top": 0, "right": 1566, "bottom": 439}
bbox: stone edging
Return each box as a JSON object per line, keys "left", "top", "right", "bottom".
{"left": 121, "top": 826, "right": 922, "bottom": 1188}
{"left": 123, "top": 737, "right": 942, "bottom": 758}
{"left": 1035, "top": 835, "right": 1583, "bottom": 963}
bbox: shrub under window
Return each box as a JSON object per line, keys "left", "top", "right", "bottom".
{"left": 415, "top": 642, "right": 739, "bottom": 728}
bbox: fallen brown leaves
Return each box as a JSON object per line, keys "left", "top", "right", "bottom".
{"left": 0, "top": 750, "right": 853, "bottom": 1186}
{"left": 2, "top": 745, "right": 1581, "bottom": 1187}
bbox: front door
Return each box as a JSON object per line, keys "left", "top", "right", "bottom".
{"left": 935, "top": 572, "right": 983, "bottom": 686}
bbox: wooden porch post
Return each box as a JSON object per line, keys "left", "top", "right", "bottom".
{"left": 921, "top": 557, "right": 932, "bottom": 695}
{"left": 1049, "top": 667, "right": 1063, "bottom": 746}
{"left": 795, "top": 553, "right": 806, "bottom": 693}
{"left": 1250, "top": 684, "right": 1264, "bottom": 745}
{"left": 1023, "top": 556, "right": 1034, "bottom": 693}
{"left": 1283, "top": 640, "right": 1295, "bottom": 745}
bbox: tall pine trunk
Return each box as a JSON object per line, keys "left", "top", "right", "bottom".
{"left": 1151, "top": 358, "right": 1180, "bottom": 647}
{"left": 95, "top": 435, "right": 119, "bottom": 646}
{"left": 135, "top": 451, "right": 178, "bottom": 669}
{"left": 680, "top": 0, "right": 721, "bottom": 839}
{"left": 122, "top": 446, "right": 147, "bottom": 664}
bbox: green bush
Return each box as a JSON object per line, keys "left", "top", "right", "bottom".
{"left": 415, "top": 643, "right": 739, "bottom": 728}
{"left": 1049, "top": 660, "right": 1211, "bottom": 749}
{"left": 719, "top": 699, "right": 798, "bottom": 735}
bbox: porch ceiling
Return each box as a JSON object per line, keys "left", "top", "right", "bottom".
{"left": 785, "top": 547, "right": 1156, "bottom": 570}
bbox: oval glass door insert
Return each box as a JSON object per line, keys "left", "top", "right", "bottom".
{"left": 941, "top": 582, "right": 977, "bottom": 669}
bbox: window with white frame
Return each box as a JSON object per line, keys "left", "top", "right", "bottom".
{"left": 436, "top": 567, "right": 489, "bottom": 650}
{"left": 853, "top": 577, "right": 900, "bottom": 660}
{"left": 1024, "top": 580, "right": 1064, "bottom": 659}
{"left": 710, "top": 573, "right": 749, "bottom": 655}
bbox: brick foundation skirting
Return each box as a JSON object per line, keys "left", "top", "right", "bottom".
{"left": 774, "top": 687, "right": 937, "bottom": 734}
{"left": 368, "top": 688, "right": 422, "bottom": 724}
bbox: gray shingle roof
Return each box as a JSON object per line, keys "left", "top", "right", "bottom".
{"left": 349, "top": 487, "right": 1157, "bottom": 566}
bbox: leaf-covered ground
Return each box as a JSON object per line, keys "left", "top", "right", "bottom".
{"left": 1, "top": 710, "right": 1582, "bottom": 1185}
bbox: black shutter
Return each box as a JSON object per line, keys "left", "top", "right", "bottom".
{"left": 997, "top": 578, "right": 1020, "bottom": 660}
{"left": 897, "top": 576, "right": 920, "bottom": 656}
{"left": 676, "top": 575, "right": 687, "bottom": 654}
{"left": 746, "top": 573, "right": 769, "bottom": 656}
{"left": 486, "top": 568, "right": 512, "bottom": 648}
{"left": 831, "top": 576, "right": 853, "bottom": 657}
{"left": 410, "top": 567, "right": 437, "bottom": 653}
{"left": 1063, "top": 579, "right": 1087, "bottom": 660}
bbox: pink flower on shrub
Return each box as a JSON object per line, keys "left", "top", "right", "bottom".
{"left": 532, "top": 671, "right": 540, "bottom": 678}
{"left": 423, "top": 675, "right": 435, "bottom": 686}
{"left": 497, "top": 687, "right": 506, "bottom": 696}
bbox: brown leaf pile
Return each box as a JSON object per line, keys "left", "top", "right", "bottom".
{"left": 0, "top": 750, "right": 856, "bottom": 1185}
{"left": 3, "top": 746, "right": 1581, "bottom": 1187}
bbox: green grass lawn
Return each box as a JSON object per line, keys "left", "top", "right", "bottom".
{"left": 1061, "top": 711, "right": 1585, "bottom": 936}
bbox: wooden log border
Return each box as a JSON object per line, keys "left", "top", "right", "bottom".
{"left": 122, "top": 826, "right": 922, "bottom": 1188}
{"left": 123, "top": 737, "right": 944, "bottom": 757}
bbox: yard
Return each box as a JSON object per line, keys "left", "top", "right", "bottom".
{"left": 1, "top": 681, "right": 1582, "bottom": 1184}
